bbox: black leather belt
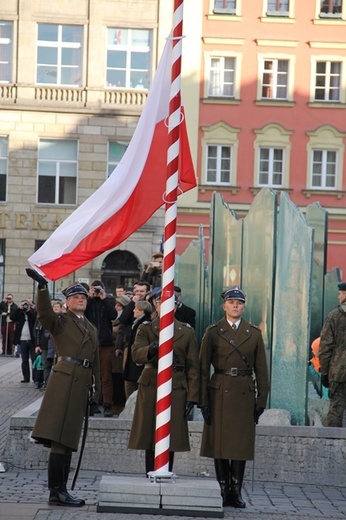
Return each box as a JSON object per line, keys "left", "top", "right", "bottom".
{"left": 58, "top": 356, "right": 93, "bottom": 368}
{"left": 215, "top": 368, "right": 252, "bottom": 376}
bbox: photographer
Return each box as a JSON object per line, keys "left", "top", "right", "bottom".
{"left": 10, "top": 298, "right": 36, "bottom": 383}
{"left": 141, "top": 252, "right": 163, "bottom": 289}
{"left": 84, "top": 280, "right": 117, "bottom": 417}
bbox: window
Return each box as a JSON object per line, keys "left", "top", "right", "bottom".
{"left": 261, "top": 59, "right": 288, "bottom": 99}
{"left": 0, "top": 136, "right": 8, "bottom": 202}
{"left": 254, "top": 123, "right": 292, "bottom": 188}
{"left": 38, "top": 139, "right": 78, "bottom": 205}
{"left": 320, "top": 0, "right": 342, "bottom": 15}
{"left": 36, "top": 24, "right": 83, "bottom": 86}
{"left": 0, "top": 21, "right": 13, "bottom": 83}
{"left": 314, "top": 61, "right": 341, "bottom": 101}
{"left": 206, "top": 145, "right": 232, "bottom": 184}
{"left": 311, "top": 150, "right": 337, "bottom": 188}
{"left": 107, "top": 141, "right": 128, "bottom": 177}
{"left": 208, "top": 57, "right": 235, "bottom": 98}
{"left": 213, "top": 0, "right": 237, "bottom": 13}
{"left": 267, "top": 1, "right": 289, "bottom": 14}
{"left": 106, "top": 28, "right": 152, "bottom": 89}
{"left": 258, "top": 148, "right": 284, "bottom": 186}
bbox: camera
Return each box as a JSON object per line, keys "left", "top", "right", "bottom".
{"left": 94, "top": 288, "right": 101, "bottom": 295}
{"left": 22, "top": 302, "right": 29, "bottom": 311}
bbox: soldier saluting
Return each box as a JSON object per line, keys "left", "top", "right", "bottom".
{"left": 199, "top": 287, "right": 269, "bottom": 508}
{"left": 26, "top": 268, "right": 100, "bottom": 507}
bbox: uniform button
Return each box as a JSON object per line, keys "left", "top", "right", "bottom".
{"left": 225, "top": 390, "right": 229, "bottom": 393}
{"left": 74, "top": 379, "right": 78, "bottom": 382}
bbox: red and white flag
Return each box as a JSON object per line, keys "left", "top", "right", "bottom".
{"left": 28, "top": 36, "right": 196, "bottom": 281}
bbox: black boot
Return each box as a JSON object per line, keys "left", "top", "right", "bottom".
{"left": 214, "top": 459, "right": 230, "bottom": 507}
{"left": 48, "top": 453, "right": 85, "bottom": 507}
{"left": 145, "top": 449, "right": 155, "bottom": 476}
{"left": 229, "top": 460, "right": 246, "bottom": 508}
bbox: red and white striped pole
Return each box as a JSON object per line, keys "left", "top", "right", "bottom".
{"left": 153, "top": 0, "right": 184, "bottom": 475}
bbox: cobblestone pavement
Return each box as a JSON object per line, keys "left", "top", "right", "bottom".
{"left": 1, "top": 355, "right": 346, "bottom": 520}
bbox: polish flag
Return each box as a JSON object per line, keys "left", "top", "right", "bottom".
{"left": 28, "top": 36, "right": 196, "bottom": 281}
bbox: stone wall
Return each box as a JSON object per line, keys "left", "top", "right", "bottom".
{"left": 3, "top": 399, "right": 346, "bottom": 487}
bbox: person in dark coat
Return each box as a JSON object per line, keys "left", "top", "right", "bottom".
{"left": 174, "top": 286, "right": 196, "bottom": 328}
{"left": 320, "top": 281, "right": 346, "bottom": 426}
{"left": 128, "top": 288, "right": 200, "bottom": 475}
{"left": 84, "top": 280, "right": 117, "bottom": 417}
{"left": 141, "top": 252, "right": 163, "bottom": 288}
{"left": 10, "top": 298, "right": 36, "bottom": 382}
{"left": 26, "top": 269, "right": 100, "bottom": 508}
{"left": 199, "top": 287, "right": 269, "bottom": 509}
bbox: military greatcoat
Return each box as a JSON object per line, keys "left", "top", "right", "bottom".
{"left": 200, "top": 317, "right": 269, "bottom": 461}
{"left": 128, "top": 318, "right": 199, "bottom": 452}
{"left": 31, "top": 288, "right": 100, "bottom": 451}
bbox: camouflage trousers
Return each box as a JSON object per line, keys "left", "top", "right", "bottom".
{"left": 326, "top": 382, "right": 346, "bottom": 427}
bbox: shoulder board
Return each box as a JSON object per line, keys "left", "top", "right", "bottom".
{"left": 142, "top": 321, "right": 151, "bottom": 325}
{"left": 249, "top": 323, "right": 260, "bottom": 331}
{"left": 182, "top": 322, "right": 192, "bottom": 328}
{"left": 208, "top": 323, "right": 217, "bottom": 329}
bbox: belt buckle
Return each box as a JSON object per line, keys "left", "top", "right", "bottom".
{"left": 230, "top": 367, "right": 238, "bottom": 376}
{"left": 83, "top": 359, "right": 90, "bottom": 368}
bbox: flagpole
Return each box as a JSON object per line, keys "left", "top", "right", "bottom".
{"left": 152, "top": 0, "right": 184, "bottom": 476}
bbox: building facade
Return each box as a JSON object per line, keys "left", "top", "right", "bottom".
{"left": 1, "top": 0, "right": 346, "bottom": 302}
{"left": 0, "top": 0, "right": 177, "bottom": 300}
{"left": 177, "top": 0, "right": 346, "bottom": 279}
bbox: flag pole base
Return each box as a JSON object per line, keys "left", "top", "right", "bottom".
{"left": 147, "top": 470, "right": 177, "bottom": 483}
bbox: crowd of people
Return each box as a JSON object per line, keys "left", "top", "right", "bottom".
{"left": 1, "top": 259, "right": 344, "bottom": 510}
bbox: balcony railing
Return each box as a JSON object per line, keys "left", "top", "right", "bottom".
{"left": 0, "top": 84, "right": 148, "bottom": 111}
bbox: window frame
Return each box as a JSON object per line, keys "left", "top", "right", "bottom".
{"left": 205, "top": 144, "right": 233, "bottom": 185}
{"left": 209, "top": 0, "right": 242, "bottom": 16}
{"left": 201, "top": 121, "right": 240, "bottom": 187}
{"left": 0, "top": 21, "right": 13, "bottom": 84}
{"left": 310, "top": 149, "right": 338, "bottom": 189}
{"left": 257, "top": 54, "right": 295, "bottom": 102}
{"left": 257, "top": 146, "right": 285, "bottom": 187}
{"left": 306, "top": 125, "right": 345, "bottom": 191}
{"left": 105, "top": 28, "right": 152, "bottom": 90}
{"left": 37, "top": 138, "right": 78, "bottom": 206}
{"left": 253, "top": 123, "right": 292, "bottom": 189}
{"left": 36, "top": 23, "right": 83, "bottom": 86}
{"left": 310, "top": 56, "right": 346, "bottom": 103}
{"left": 0, "top": 136, "right": 8, "bottom": 203}
{"left": 314, "top": 0, "right": 346, "bottom": 20}
{"left": 204, "top": 51, "right": 242, "bottom": 101}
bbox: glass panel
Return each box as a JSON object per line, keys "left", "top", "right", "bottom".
{"left": 271, "top": 192, "right": 314, "bottom": 425}
{"left": 39, "top": 139, "right": 77, "bottom": 160}
{"left": 38, "top": 176, "right": 55, "bottom": 203}
{"left": 324, "top": 267, "right": 342, "bottom": 319}
{"left": 243, "top": 188, "right": 277, "bottom": 396}
{"left": 59, "top": 176, "right": 76, "bottom": 204}
{"left": 209, "top": 192, "right": 243, "bottom": 323}
{"left": 62, "top": 25, "right": 83, "bottom": 44}
{"left": 175, "top": 225, "right": 208, "bottom": 344}
{"left": 60, "top": 162, "right": 77, "bottom": 177}
{"left": 38, "top": 161, "right": 56, "bottom": 176}
{"left": 0, "top": 21, "right": 13, "bottom": 82}
{"left": 38, "top": 24, "right": 58, "bottom": 41}
{"left": 0, "top": 174, "right": 6, "bottom": 201}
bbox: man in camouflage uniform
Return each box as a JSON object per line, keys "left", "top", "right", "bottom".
{"left": 320, "top": 281, "right": 346, "bottom": 427}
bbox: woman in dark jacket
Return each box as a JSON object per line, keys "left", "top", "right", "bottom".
{"left": 122, "top": 300, "right": 153, "bottom": 399}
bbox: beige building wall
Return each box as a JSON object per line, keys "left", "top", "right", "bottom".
{"left": 0, "top": 0, "right": 176, "bottom": 301}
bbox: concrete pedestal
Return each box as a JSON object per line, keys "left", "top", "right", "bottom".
{"left": 97, "top": 475, "right": 224, "bottom": 517}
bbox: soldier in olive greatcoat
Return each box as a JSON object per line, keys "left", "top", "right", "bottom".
{"left": 320, "top": 281, "right": 346, "bottom": 427}
{"left": 26, "top": 269, "right": 100, "bottom": 507}
{"left": 128, "top": 287, "right": 199, "bottom": 474}
{"left": 199, "top": 287, "right": 269, "bottom": 509}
